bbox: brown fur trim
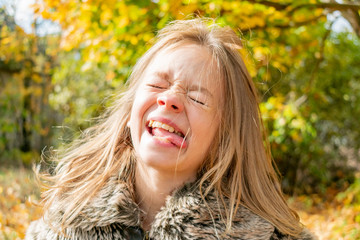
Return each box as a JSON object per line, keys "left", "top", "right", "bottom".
{"left": 26, "top": 177, "right": 317, "bottom": 240}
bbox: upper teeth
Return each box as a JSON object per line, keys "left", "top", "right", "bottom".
{"left": 148, "top": 120, "right": 182, "bottom": 136}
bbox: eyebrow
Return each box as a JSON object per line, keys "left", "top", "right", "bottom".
{"left": 154, "top": 71, "right": 213, "bottom": 97}
{"left": 188, "top": 85, "right": 213, "bottom": 97}
{"left": 154, "top": 71, "right": 171, "bottom": 82}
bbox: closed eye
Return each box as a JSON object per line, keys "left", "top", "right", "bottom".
{"left": 147, "top": 84, "right": 165, "bottom": 89}
{"left": 189, "top": 97, "right": 205, "bottom": 105}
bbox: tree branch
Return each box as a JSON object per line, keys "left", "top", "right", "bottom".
{"left": 341, "top": 8, "right": 360, "bottom": 37}
{"left": 288, "top": 2, "right": 360, "bottom": 15}
{"left": 246, "top": 0, "right": 288, "bottom": 10}
{"left": 239, "top": 15, "right": 325, "bottom": 33}
{"left": 248, "top": 0, "right": 360, "bottom": 12}
{"left": 295, "top": 21, "right": 334, "bottom": 108}
{"left": 306, "top": 23, "right": 333, "bottom": 94}
{"left": 245, "top": 0, "right": 360, "bottom": 37}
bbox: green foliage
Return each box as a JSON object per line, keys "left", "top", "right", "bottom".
{"left": 337, "top": 173, "right": 360, "bottom": 206}
{"left": 259, "top": 31, "right": 360, "bottom": 194}
{"left": 1, "top": 1, "right": 359, "bottom": 194}
{"left": 260, "top": 95, "right": 324, "bottom": 194}
{"left": 0, "top": 6, "right": 60, "bottom": 166}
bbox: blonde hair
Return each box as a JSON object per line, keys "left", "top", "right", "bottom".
{"left": 38, "top": 18, "right": 302, "bottom": 236}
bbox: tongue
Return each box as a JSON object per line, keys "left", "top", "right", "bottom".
{"left": 152, "top": 128, "right": 187, "bottom": 148}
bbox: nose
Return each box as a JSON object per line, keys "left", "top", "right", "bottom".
{"left": 157, "top": 93, "right": 184, "bottom": 113}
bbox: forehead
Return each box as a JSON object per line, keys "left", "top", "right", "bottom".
{"left": 145, "top": 44, "right": 221, "bottom": 90}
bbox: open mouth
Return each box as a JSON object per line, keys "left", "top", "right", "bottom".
{"left": 147, "top": 120, "right": 185, "bottom": 138}
{"left": 146, "top": 120, "right": 187, "bottom": 148}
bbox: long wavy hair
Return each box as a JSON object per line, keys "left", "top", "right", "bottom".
{"left": 38, "top": 18, "right": 303, "bottom": 236}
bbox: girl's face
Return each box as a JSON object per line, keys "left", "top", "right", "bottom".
{"left": 129, "top": 44, "right": 223, "bottom": 180}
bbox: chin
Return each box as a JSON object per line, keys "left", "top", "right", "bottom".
{"left": 138, "top": 154, "right": 180, "bottom": 170}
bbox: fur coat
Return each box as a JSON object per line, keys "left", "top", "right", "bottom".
{"left": 25, "top": 177, "right": 316, "bottom": 240}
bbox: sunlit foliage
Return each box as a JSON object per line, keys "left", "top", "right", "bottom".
{"left": 1, "top": 0, "right": 360, "bottom": 239}
{"left": 1, "top": 0, "right": 359, "bottom": 193}
{"left": 0, "top": 7, "right": 60, "bottom": 165}
{"left": 0, "top": 168, "right": 42, "bottom": 240}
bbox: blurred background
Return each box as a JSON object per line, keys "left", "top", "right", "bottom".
{"left": 0, "top": 0, "right": 359, "bottom": 239}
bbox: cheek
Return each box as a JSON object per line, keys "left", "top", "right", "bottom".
{"left": 129, "top": 96, "right": 146, "bottom": 138}
{"left": 131, "top": 91, "right": 150, "bottom": 120}
{"left": 129, "top": 92, "right": 156, "bottom": 138}
{"left": 191, "top": 111, "right": 219, "bottom": 142}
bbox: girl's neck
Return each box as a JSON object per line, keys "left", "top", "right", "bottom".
{"left": 134, "top": 163, "right": 196, "bottom": 231}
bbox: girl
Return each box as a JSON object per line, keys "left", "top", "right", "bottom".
{"left": 26, "top": 19, "right": 315, "bottom": 240}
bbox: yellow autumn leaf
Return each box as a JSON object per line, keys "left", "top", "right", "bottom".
{"left": 32, "top": 74, "right": 42, "bottom": 84}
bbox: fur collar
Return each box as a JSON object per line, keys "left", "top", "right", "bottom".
{"left": 65, "top": 177, "right": 274, "bottom": 239}
{"left": 30, "top": 176, "right": 315, "bottom": 240}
